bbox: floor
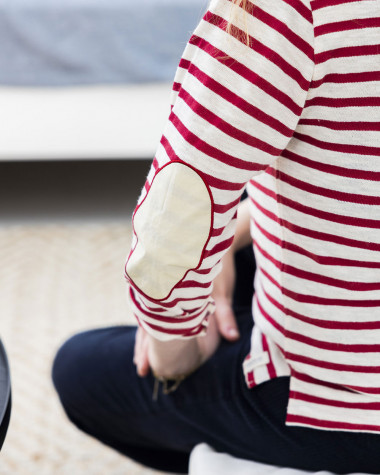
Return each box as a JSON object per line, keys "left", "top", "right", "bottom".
{"left": 0, "top": 159, "right": 182, "bottom": 475}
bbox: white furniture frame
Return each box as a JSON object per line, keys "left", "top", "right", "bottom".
{"left": 189, "top": 444, "right": 370, "bottom": 475}
{"left": 0, "top": 83, "right": 172, "bottom": 161}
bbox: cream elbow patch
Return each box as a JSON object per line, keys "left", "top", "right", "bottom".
{"left": 126, "top": 162, "right": 212, "bottom": 300}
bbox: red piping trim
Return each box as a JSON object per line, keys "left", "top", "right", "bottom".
{"left": 125, "top": 159, "right": 215, "bottom": 303}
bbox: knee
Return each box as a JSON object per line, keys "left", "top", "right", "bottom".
{"left": 52, "top": 326, "right": 136, "bottom": 418}
{"left": 52, "top": 332, "right": 89, "bottom": 406}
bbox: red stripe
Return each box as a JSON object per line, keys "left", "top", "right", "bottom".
{"left": 252, "top": 179, "right": 380, "bottom": 229}
{"left": 131, "top": 280, "right": 210, "bottom": 308}
{"left": 213, "top": 196, "right": 241, "bottom": 214}
{"left": 291, "top": 368, "right": 356, "bottom": 392}
{"left": 346, "top": 384, "right": 380, "bottom": 395}
{"left": 176, "top": 280, "right": 212, "bottom": 290}
{"left": 315, "top": 17, "right": 380, "bottom": 37}
{"left": 261, "top": 334, "right": 277, "bottom": 378}
{"left": 210, "top": 226, "right": 225, "bottom": 237}
{"left": 286, "top": 414, "right": 380, "bottom": 432}
{"left": 266, "top": 166, "right": 380, "bottom": 205}
{"left": 243, "top": 5, "right": 314, "bottom": 60}
{"left": 287, "top": 308, "right": 380, "bottom": 330}
{"left": 134, "top": 287, "right": 206, "bottom": 315}
{"left": 140, "top": 293, "right": 206, "bottom": 315}
{"left": 287, "top": 328, "right": 380, "bottom": 353}
{"left": 160, "top": 134, "right": 256, "bottom": 190}
{"left": 152, "top": 158, "right": 159, "bottom": 171}
{"left": 311, "top": 71, "right": 380, "bottom": 89}
{"left": 263, "top": 288, "right": 380, "bottom": 330}
{"left": 178, "top": 86, "right": 289, "bottom": 154}
{"left": 205, "top": 13, "right": 310, "bottom": 90}
{"left": 146, "top": 293, "right": 209, "bottom": 309}
{"left": 282, "top": 0, "right": 313, "bottom": 23}
{"left": 312, "top": 0, "right": 375, "bottom": 10}
{"left": 298, "top": 118, "right": 380, "bottom": 132}
{"left": 143, "top": 319, "right": 206, "bottom": 337}
{"left": 256, "top": 295, "right": 285, "bottom": 335}
{"left": 173, "top": 82, "right": 182, "bottom": 92}
{"left": 202, "top": 171, "right": 245, "bottom": 191}
{"left": 203, "top": 236, "right": 234, "bottom": 258}
{"left": 260, "top": 266, "right": 380, "bottom": 307}
{"left": 205, "top": 176, "right": 244, "bottom": 191}
{"left": 129, "top": 288, "right": 201, "bottom": 324}
{"left": 282, "top": 149, "right": 380, "bottom": 182}
{"left": 169, "top": 111, "right": 273, "bottom": 170}
{"left": 186, "top": 64, "right": 295, "bottom": 138}
{"left": 228, "top": 0, "right": 313, "bottom": 23}
{"left": 249, "top": 180, "right": 277, "bottom": 200}
{"left": 189, "top": 35, "right": 303, "bottom": 116}
{"left": 286, "top": 351, "right": 380, "bottom": 373}
{"left": 244, "top": 353, "right": 256, "bottom": 387}
{"left": 246, "top": 371, "right": 256, "bottom": 387}
{"left": 254, "top": 219, "right": 380, "bottom": 269}
{"left": 259, "top": 287, "right": 286, "bottom": 312}
{"left": 192, "top": 267, "right": 213, "bottom": 275}
{"left": 292, "top": 364, "right": 380, "bottom": 397}
{"left": 253, "top": 241, "right": 281, "bottom": 268}
{"left": 290, "top": 390, "right": 380, "bottom": 410}
{"left": 255, "top": 239, "right": 380, "bottom": 292}
{"left": 178, "top": 58, "right": 191, "bottom": 71}
{"left": 161, "top": 136, "right": 245, "bottom": 192}
{"left": 255, "top": 268, "right": 281, "bottom": 296}
{"left": 316, "top": 44, "right": 380, "bottom": 64}
{"left": 294, "top": 130, "right": 380, "bottom": 157}
{"left": 305, "top": 95, "right": 380, "bottom": 109}
{"left": 282, "top": 286, "right": 380, "bottom": 307}
{"left": 250, "top": 194, "right": 380, "bottom": 252}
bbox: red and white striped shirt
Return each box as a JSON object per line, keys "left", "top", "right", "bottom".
{"left": 125, "top": 0, "right": 380, "bottom": 433}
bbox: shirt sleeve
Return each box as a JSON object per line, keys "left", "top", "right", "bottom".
{"left": 125, "top": 0, "right": 315, "bottom": 340}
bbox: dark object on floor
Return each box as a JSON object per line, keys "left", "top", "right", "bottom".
{"left": 0, "top": 340, "right": 11, "bottom": 451}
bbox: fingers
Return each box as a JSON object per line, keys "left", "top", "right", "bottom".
{"left": 138, "top": 334, "right": 150, "bottom": 377}
{"left": 133, "top": 327, "right": 141, "bottom": 365}
{"left": 134, "top": 327, "right": 150, "bottom": 377}
{"left": 213, "top": 299, "right": 240, "bottom": 342}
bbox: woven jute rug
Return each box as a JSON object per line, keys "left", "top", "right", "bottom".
{"left": 0, "top": 222, "right": 172, "bottom": 475}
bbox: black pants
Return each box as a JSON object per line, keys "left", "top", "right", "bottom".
{"left": 52, "top": 248, "right": 380, "bottom": 474}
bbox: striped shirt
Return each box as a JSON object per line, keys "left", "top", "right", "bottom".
{"left": 125, "top": 0, "right": 380, "bottom": 433}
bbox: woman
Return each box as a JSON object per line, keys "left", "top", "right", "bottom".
{"left": 53, "top": 0, "right": 380, "bottom": 473}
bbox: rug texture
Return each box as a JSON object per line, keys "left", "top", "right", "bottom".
{"left": 0, "top": 222, "right": 170, "bottom": 475}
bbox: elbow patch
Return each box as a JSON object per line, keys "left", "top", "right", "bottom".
{"left": 126, "top": 162, "right": 213, "bottom": 300}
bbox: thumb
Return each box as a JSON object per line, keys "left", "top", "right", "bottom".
{"left": 214, "top": 300, "right": 240, "bottom": 341}
{"left": 137, "top": 336, "right": 150, "bottom": 377}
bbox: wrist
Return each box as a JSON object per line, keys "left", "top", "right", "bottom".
{"left": 148, "top": 336, "right": 202, "bottom": 379}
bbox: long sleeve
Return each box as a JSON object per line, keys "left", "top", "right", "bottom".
{"left": 125, "top": 0, "right": 315, "bottom": 340}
